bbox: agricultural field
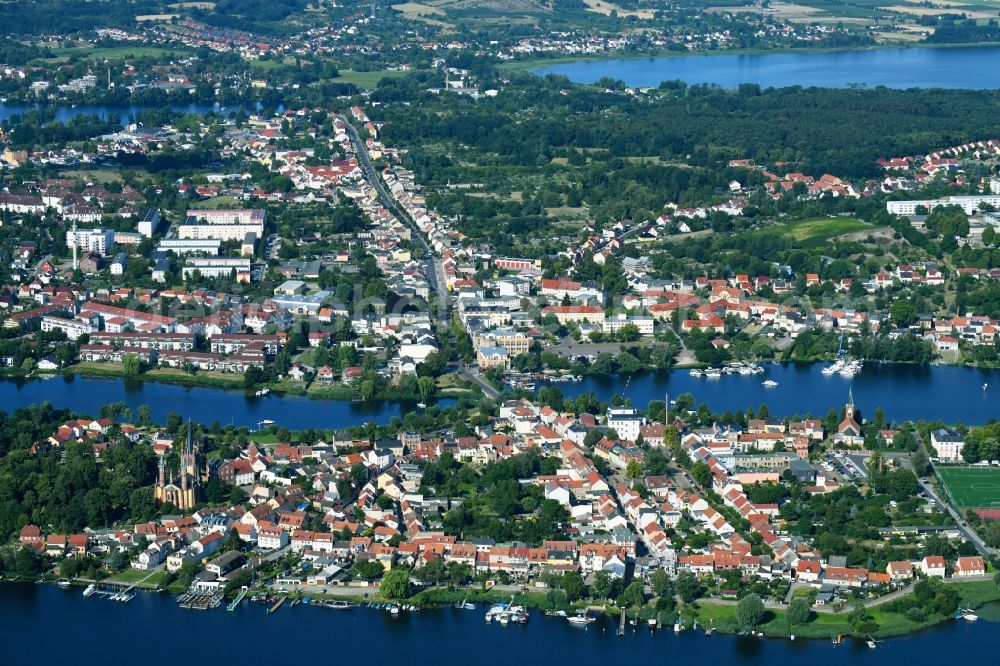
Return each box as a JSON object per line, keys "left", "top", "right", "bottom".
{"left": 752, "top": 216, "right": 871, "bottom": 248}
{"left": 937, "top": 466, "right": 1000, "bottom": 508}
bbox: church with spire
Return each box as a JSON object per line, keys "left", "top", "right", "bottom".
{"left": 155, "top": 422, "right": 199, "bottom": 511}
{"left": 835, "top": 388, "right": 863, "bottom": 446}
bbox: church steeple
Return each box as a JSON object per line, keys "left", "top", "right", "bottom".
{"left": 846, "top": 388, "right": 855, "bottom": 420}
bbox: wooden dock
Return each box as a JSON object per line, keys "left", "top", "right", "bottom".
{"left": 618, "top": 609, "right": 626, "bottom": 636}
{"left": 268, "top": 597, "right": 286, "bottom": 615}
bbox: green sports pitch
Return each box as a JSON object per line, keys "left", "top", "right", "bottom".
{"left": 937, "top": 467, "right": 1000, "bottom": 508}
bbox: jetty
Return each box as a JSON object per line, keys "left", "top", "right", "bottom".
{"left": 618, "top": 609, "right": 626, "bottom": 636}
{"left": 268, "top": 597, "right": 286, "bottom": 615}
{"left": 227, "top": 587, "right": 248, "bottom": 612}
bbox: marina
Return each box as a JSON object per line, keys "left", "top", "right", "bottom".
{"left": 546, "top": 362, "right": 1000, "bottom": 424}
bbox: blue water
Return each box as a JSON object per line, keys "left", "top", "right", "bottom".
{"left": 0, "top": 584, "right": 996, "bottom": 666}
{"left": 532, "top": 46, "right": 1000, "bottom": 89}
{"left": 2, "top": 363, "right": 998, "bottom": 429}
{"left": 0, "top": 375, "right": 455, "bottom": 430}
{"left": 550, "top": 363, "right": 1000, "bottom": 425}
{"left": 0, "top": 102, "right": 267, "bottom": 126}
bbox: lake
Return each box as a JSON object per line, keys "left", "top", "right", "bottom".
{"left": 531, "top": 46, "right": 1000, "bottom": 89}
{"left": 549, "top": 362, "right": 1000, "bottom": 425}
{"left": 1, "top": 584, "right": 997, "bottom": 666}
{"left": 0, "top": 375, "right": 455, "bottom": 430}
{"left": 0, "top": 101, "right": 269, "bottom": 126}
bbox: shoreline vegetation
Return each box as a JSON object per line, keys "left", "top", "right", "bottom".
{"left": 0, "top": 355, "right": 998, "bottom": 395}
{"left": 0, "top": 363, "right": 479, "bottom": 406}
{"left": 502, "top": 41, "right": 1000, "bottom": 75}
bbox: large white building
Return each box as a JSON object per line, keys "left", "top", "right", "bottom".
{"left": 179, "top": 209, "right": 265, "bottom": 242}
{"left": 157, "top": 238, "right": 222, "bottom": 256}
{"left": 603, "top": 314, "right": 655, "bottom": 336}
{"left": 930, "top": 428, "right": 965, "bottom": 462}
{"left": 182, "top": 256, "right": 251, "bottom": 279}
{"left": 66, "top": 227, "right": 115, "bottom": 256}
{"left": 607, "top": 407, "right": 646, "bottom": 443}
{"left": 40, "top": 316, "right": 95, "bottom": 340}
{"left": 138, "top": 208, "right": 160, "bottom": 238}
{"left": 887, "top": 195, "right": 1000, "bottom": 217}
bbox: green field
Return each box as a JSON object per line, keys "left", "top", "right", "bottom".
{"left": 334, "top": 70, "right": 413, "bottom": 89}
{"left": 938, "top": 466, "right": 1000, "bottom": 508}
{"left": 41, "top": 45, "right": 190, "bottom": 63}
{"left": 753, "top": 216, "right": 871, "bottom": 248}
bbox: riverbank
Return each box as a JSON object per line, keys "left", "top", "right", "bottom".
{"left": 65, "top": 362, "right": 477, "bottom": 406}
{"left": 6, "top": 582, "right": 1000, "bottom": 666}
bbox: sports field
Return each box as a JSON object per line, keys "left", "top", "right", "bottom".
{"left": 937, "top": 467, "right": 1000, "bottom": 508}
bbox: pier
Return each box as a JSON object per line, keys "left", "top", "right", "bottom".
{"left": 227, "top": 587, "right": 248, "bottom": 612}
{"left": 268, "top": 597, "right": 286, "bottom": 615}
{"left": 87, "top": 581, "right": 137, "bottom": 603}
{"left": 618, "top": 609, "right": 626, "bottom": 636}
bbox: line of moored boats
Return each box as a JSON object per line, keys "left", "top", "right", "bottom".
{"left": 821, "top": 358, "right": 864, "bottom": 377}
{"left": 689, "top": 362, "right": 766, "bottom": 379}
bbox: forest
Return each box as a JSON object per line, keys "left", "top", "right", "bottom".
{"left": 0, "top": 404, "right": 159, "bottom": 540}
{"left": 376, "top": 76, "right": 1000, "bottom": 242}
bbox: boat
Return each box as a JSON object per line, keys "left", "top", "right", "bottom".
{"left": 454, "top": 598, "right": 476, "bottom": 610}
{"left": 957, "top": 608, "right": 979, "bottom": 621}
{"left": 704, "top": 368, "right": 722, "bottom": 379}
{"left": 56, "top": 579, "right": 71, "bottom": 589}
{"left": 568, "top": 612, "right": 595, "bottom": 626}
{"left": 324, "top": 600, "right": 355, "bottom": 610}
{"left": 762, "top": 379, "right": 778, "bottom": 387}
{"left": 388, "top": 604, "right": 400, "bottom": 615}
{"left": 821, "top": 360, "right": 843, "bottom": 375}
{"left": 486, "top": 603, "right": 506, "bottom": 622}
{"left": 648, "top": 618, "right": 657, "bottom": 628}
{"left": 673, "top": 620, "right": 682, "bottom": 633}
{"left": 545, "top": 610, "right": 567, "bottom": 617}
{"left": 790, "top": 634, "right": 795, "bottom": 641}
{"left": 689, "top": 369, "right": 704, "bottom": 377}
{"left": 416, "top": 402, "right": 426, "bottom": 409}
{"left": 255, "top": 387, "right": 270, "bottom": 397}
{"left": 984, "top": 383, "right": 988, "bottom": 391}
{"left": 118, "top": 593, "right": 134, "bottom": 603}
{"left": 82, "top": 584, "right": 96, "bottom": 597}
{"left": 867, "top": 639, "right": 877, "bottom": 649}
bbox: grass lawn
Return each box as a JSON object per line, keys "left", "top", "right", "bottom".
{"left": 937, "top": 466, "right": 1000, "bottom": 508}
{"left": 753, "top": 216, "right": 871, "bottom": 248}
{"left": 196, "top": 195, "right": 241, "bottom": 209}
{"left": 41, "top": 45, "right": 190, "bottom": 63}
{"left": 107, "top": 568, "right": 155, "bottom": 584}
{"left": 335, "top": 70, "right": 413, "bottom": 89}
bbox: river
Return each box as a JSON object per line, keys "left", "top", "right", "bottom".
{"left": 0, "top": 584, "right": 996, "bottom": 665}
{"left": 548, "top": 362, "right": 1000, "bottom": 425}
{"left": 2, "top": 363, "right": 998, "bottom": 428}
{"left": 0, "top": 375, "right": 455, "bottom": 430}
{"left": 531, "top": 45, "right": 1000, "bottom": 89}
